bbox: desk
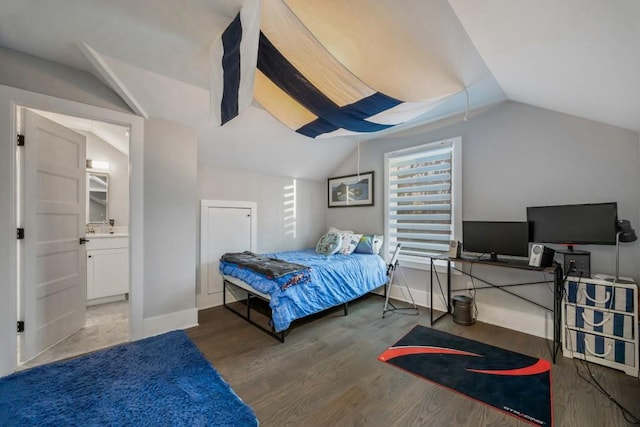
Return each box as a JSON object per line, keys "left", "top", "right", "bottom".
{"left": 429, "top": 256, "right": 563, "bottom": 363}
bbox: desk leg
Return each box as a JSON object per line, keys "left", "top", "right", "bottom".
{"left": 553, "top": 265, "right": 563, "bottom": 363}
{"left": 447, "top": 260, "right": 451, "bottom": 314}
{"left": 430, "top": 258, "right": 450, "bottom": 325}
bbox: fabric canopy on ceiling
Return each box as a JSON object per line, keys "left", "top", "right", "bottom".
{"left": 254, "top": 0, "right": 460, "bottom": 139}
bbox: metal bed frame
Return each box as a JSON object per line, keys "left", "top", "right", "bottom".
{"left": 221, "top": 248, "right": 410, "bottom": 343}
{"left": 222, "top": 278, "right": 349, "bottom": 343}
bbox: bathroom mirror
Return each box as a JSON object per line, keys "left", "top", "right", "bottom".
{"left": 87, "top": 172, "right": 109, "bottom": 223}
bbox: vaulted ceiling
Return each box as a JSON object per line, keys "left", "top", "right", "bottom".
{"left": 1, "top": 0, "right": 638, "bottom": 180}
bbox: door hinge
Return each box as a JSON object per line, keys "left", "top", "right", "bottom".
{"left": 17, "top": 134, "right": 25, "bottom": 146}
{"left": 17, "top": 228, "right": 24, "bottom": 240}
{"left": 17, "top": 321, "right": 24, "bottom": 333}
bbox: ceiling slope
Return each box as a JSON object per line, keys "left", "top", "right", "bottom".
{"left": 101, "top": 54, "right": 357, "bottom": 180}
{"left": 0, "top": 0, "right": 507, "bottom": 179}
{"left": 449, "top": 0, "right": 640, "bottom": 131}
{"left": 11, "top": 1, "right": 637, "bottom": 180}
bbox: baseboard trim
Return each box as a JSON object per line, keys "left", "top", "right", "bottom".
{"left": 197, "top": 292, "right": 223, "bottom": 310}
{"left": 385, "top": 286, "right": 552, "bottom": 340}
{"left": 197, "top": 288, "right": 243, "bottom": 311}
{"left": 141, "top": 307, "right": 198, "bottom": 338}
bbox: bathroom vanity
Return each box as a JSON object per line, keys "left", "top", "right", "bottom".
{"left": 86, "top": 233, "right": 129, "bottom": 304}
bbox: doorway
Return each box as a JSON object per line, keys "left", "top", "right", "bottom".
{"left": 0, "top": 86, "right": 144, "bottom": 376}
{"left": 16, "top": 107, "right": 132, "bottom": 369}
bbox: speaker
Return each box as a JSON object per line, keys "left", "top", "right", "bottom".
{"left": 448, "top": 240, "right": 462, "bottom": 258}
{"left": 529, "top": 244, "right": 555, "bottom": 268}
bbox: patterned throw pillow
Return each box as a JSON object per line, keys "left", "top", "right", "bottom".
{"left": 338, "top": 233, "right": 363, "bottom": 255}
{"left": 315, "top": 232, "right": 342, "bottom": 255}
{"left": 354, "top": 234, "right": 384, "bottom": 254}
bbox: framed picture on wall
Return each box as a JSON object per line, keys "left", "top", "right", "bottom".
{"left": 328, "top": 171, "right": 374, "bottom": 208}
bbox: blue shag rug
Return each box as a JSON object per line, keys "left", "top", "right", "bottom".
{"left": 0, "top": 330, "right": 258, "bottom": 426}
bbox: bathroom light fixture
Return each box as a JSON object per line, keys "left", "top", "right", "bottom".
{"left": 86, "top": 159, "right": 110, "bottom": 170}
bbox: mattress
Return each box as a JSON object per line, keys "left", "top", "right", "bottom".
{"left": 219, "top": 249, "right": 387, "bottom": 332}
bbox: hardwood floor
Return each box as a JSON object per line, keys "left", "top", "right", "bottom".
{"left": 187, "top": 295, "right": 640, "bottom": 426}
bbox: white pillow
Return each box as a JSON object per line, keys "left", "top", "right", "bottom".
{"left": 372, "top": 234, "right": 384, "bottom": 254}
{"left": 328, "top": 226, "right": 354, "bottom": 234}
{"left": 315, "top": 232, "right": 342, "bottom": 255}
{"left": 328, "top": 227, "right": 358, "bottom": 253}
{"left": 338, "top": 233, "right": 363, "bottom": 255}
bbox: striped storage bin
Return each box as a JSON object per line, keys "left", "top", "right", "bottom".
{"left": 563, "top": 277, "right": 638, "bottom": 376}
{"left": 566, "top": 279, "right": 634, "bottom": 313}
{"left": 565, "top": 305, "right": 634, "bottom": 340}
{"left": 565, "top": 329, "right": 635, "bottom": 366}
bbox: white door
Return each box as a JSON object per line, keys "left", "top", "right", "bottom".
{"left": 20, "top": 110, "right": 87, "bottom": 362}
{"left": 199, "top": 202, "right": 255, "bottom": 308}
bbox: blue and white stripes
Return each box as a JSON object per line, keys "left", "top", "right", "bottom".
{"left": 254, "top": 0, "right": 455, "bottom": 139}
{"left": 210, "top": 0, "right": 260, "bottom": 126}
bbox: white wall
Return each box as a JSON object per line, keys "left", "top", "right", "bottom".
{"left": 198, "top": 165, "right": 326, "bottom": 254}
{"left": 327, "top": 101, "right": 640, "bottom": 338}
{"left": 143, "top": 118, "right": 198, "bottom": 329}
{"left": 83, "top": 131, "right": 129, "bottom": 227}
{"left": 0, "top": 46, "right": 131, "bottom": 114}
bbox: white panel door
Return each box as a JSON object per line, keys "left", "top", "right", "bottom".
{"left": 205, "top": 207, "right": 252, "bottom": 295}
{"left": 20, "top": 110, "right": 87, "bottom": 362}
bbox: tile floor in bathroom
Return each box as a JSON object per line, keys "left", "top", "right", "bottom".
{"left": 18, "top": 300, "right": 129, "bottom": 370}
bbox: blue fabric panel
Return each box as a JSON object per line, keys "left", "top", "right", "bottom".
{"left": 576, "top": 332, "right": 585, "bottom": 354}
{"left": 296, "top": 93, "right": 403, "bottom": 137}
{"left": 257, "top": 32, "right": 401, "bottom": 136}
{"left": 614, "top": 340, "right": 625, "bottom": 364}
{"left": 296, "top": 116, "right": 340, "bottom": 138}
{"left": 585, "top": 283, "right": 595, "bottom": 307}
{"left": 625, "top": 288, "right": 632, "bottom": 312}
{"left": 220, "top": 249, "right": 387, "bottom": 332}
{"left": 593, "top": 310, "right": 603, "bottom": 333}
{"left": 575, "top": 306, "right": 584, "bottom": 329}
{"left": 568, "top": 281, "right": 578, "bottom": 303}
{"left": 343, "top": 92, "right": 403, "bottom": 119}
{"left": 594, "top": 334, "right": 604, "bottom": 355}
{"left": 613, "top": 313, "right": 624, "bottom": 337}
{"left": 221, "top": 13, "right": 242, "bottom": 125}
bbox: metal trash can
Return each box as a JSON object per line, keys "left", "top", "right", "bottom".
{"left": 452, "top": 295, "right": 475, "bottom": 325}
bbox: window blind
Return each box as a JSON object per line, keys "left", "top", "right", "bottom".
{"left": 387, "top": 142, "right": 453, "bottom": 263}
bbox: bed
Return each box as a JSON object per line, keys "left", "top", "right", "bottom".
{"left": 219, "top": 249, "right": 388, "bottom": 341}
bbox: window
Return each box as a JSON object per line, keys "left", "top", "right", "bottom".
{"left": 384, "top": 137, "right": 461, "bottom": 267}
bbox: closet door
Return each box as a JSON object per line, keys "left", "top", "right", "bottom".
{"left": 199, "top": 201, "right": 256, "bottom": 308}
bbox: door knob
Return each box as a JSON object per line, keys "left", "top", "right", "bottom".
{"left": 79, "top": 238, "right": 90, "bottom": 244}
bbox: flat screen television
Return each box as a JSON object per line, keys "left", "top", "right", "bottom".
{"left": 462, "top": 221, "right": 530, "bottom": 260}
{"left": 527, "top": 202, "right": 618, "bottom": 246}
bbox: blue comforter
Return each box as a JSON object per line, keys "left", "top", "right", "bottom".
{"left": 219, "top": 249, "right": 388, "bottom": 332}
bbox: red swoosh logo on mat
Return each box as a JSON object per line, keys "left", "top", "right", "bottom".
{"left": 378, "top": 345, "right": 482, "bottom": 362}
{"left": 466, "top": 359, "right": 551, "bottom": 376}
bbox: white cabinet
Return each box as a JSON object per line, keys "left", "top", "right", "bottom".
{"left": 562, "top": 276, "right": 638, "bottom": 376}
{"left": 86, "top": 235, "right": 129, "bottom": 302}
